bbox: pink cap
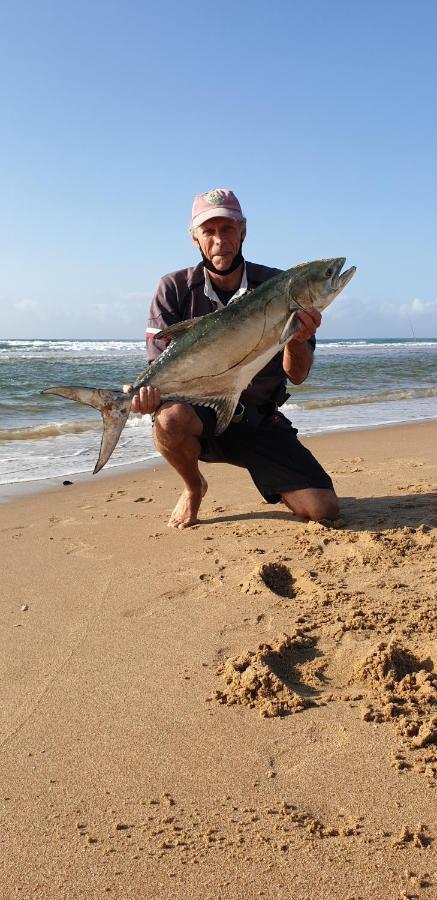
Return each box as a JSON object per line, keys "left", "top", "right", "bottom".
{"left": 191, "top": 188, "right": 244, "bottom": 229}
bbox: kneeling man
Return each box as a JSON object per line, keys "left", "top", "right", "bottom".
{"left": 126, "top": 188, "right": 338, "bottom": 528}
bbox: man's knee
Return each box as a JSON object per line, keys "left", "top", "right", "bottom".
{"left": 154, "top": 402, "right": 203, "bottom": 441}
{"left": 282, "top": 488, "right": 339, "bottom": 522}
{"left": 310, "top": 491, "right": 339, "bottom": 521}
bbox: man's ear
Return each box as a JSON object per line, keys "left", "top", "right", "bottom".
{"left": 191, "top": 228, "right": 200, "bottom": 249}
{"left": 241, "top": 223, "right": 247, "bottom": 242}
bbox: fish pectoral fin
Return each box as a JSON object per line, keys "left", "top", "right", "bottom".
{"left": 42, "top": 386, "right": 132, "bottom": 474}
{"left": 155, "top": 318, "right": 200, "bottom": 341}
{"left": 279, "top": 310, "right": 301, "bottom": 345}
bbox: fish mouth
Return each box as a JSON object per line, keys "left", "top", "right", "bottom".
{"left": 333, "top": 258, "right": 356, "bottom": 292}
{"left": 304, "top": 258, "right": 356, "bottom": 308}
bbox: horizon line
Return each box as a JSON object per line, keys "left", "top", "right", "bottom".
{"left": 2, "top": 335, "right": 437, "bottom": 342}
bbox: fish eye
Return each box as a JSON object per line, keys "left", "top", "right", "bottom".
{"left": 325, "top": 266, "right": 334, "bottom": 277}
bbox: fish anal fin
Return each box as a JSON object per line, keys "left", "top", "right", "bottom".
{"left": 159, "top": 394, "right": 240, "bottom": 435}
{"left": 210, "top": 396, "right": 240, "bottom": 433}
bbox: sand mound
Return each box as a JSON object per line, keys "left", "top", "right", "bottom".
{"left": 357, "top": 641, "right": 427, "bottom": 687}
{"left": 213, "top": 632, "right": 318, "bottom": 718}
{"left": 352, "top": 641, "right": 437, "bottom": 778}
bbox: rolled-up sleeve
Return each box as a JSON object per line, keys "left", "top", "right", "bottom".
{"left": 146, "top": 275, "right": 181, "bottom": 362}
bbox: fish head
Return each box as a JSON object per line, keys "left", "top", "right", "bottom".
{"left": 287, "top": 257, "right": 356, "bottom": 313}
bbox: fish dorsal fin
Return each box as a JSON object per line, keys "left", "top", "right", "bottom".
{"left": 161, "top": 393, "right": 240, "bottom": 434}
{"left": 228, "top": 288, "right": 252, "bottom": 304}
{"left": 155, "top": 318, "right": 199, "bottom": 341}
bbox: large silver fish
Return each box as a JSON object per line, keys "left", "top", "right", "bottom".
{"left": 43, "top": 257, "right": 355, "bottom": 474}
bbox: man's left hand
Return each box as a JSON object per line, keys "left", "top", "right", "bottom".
{"left": 289, "top": 307, "right": 321, "bottom": 343}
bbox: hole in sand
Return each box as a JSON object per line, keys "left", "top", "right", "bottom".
{"left": 259, "top": 563, "right": 295, "bottom": 598}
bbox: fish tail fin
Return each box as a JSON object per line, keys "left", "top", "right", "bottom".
{"left": 42, "top": 386, "right": 132, "bottom": 473}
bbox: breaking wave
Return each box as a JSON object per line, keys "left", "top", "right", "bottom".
{"left": 0, "top": 415, "right": 147, "bottom": 442}
{"left": 286, "top": 387, "right": 437, "bottom": 412}
{"left": 0, "top": 420, "right": 102, "bottom": 441}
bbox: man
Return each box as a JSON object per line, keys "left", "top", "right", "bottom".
{"left": 125, "top": 188, "right": 338, "bottom": 528}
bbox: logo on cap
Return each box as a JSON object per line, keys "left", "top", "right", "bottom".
{"left": 205, "top": 189, "right": 226, "bottom": 206}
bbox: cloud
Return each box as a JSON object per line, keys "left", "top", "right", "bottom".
{"left": 80, "top": 291, "right": 151, "bottom": 324}
{"left": 13, "top": 298, "right": 40, "bottom": 313}
{"left": 82, "top": 299, "right": 147, "bottom": 326}
{"left": 90, "top": 303, "right": 109, "bottom": 323}
{"left": 12, "top": 298, "right": 46, "bottom": 322}
{"left": 409, "top": 297, "right": 437, "bottom": 315}
{"left": 389, "top": 297, "right": 437, "bottom": 319}
{"left": 118, "top": 291, "right": 152, "bottom": 304}
{"left": 379, "top": 297, "right": 437, "bottom": 319}
{"left": 318, "top": 292, "right": 437, "bottom": 339}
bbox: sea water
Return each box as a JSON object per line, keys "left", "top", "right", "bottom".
{"left": 0, "top": 338, "right": 436, "bottom": 485}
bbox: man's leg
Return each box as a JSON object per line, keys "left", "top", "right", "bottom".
{"left": 281, "top": 487, "right": 339, "bottom": 521}
{"left": 153, "top": 402, "right": 208, "bottom": 529}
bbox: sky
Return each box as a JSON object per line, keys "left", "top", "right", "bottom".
{"left": 1, "top": 0, "right": 436, "bottom": 340}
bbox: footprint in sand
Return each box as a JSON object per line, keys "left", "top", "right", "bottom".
{"left": 0, "top": 524, "right": 27, "bottom": 534}
{"left": 240, "top": 561, "right": 317, "bottom": 606}
{"left": 49, "top": 515, "right": 79, "bottom": 527}
{"left": 218, "top": 611, "right": 274, "bottom": 639}
{"left": 63, "top": 539, "right": 112, "bottom": 561}
{"left": 333, "top": 456, "right": 365, "bottom": 475}
{"left": 240, "top": 562, "right": 296, "bottom": 598}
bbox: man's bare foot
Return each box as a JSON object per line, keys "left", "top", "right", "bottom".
{"left": 167, "top": 474, "right": 208, "bottom": 529}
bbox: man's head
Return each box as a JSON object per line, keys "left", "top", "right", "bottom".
{"left": 190, "top": 188, "right": 246, "bottom": 276}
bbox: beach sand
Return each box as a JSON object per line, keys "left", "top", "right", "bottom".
{"left": 1, "top": 422, "right": 436, "bottom": 900}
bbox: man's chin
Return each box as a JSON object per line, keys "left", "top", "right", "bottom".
{"left": 212, "top": 256, "right": 232, "bottom": 270}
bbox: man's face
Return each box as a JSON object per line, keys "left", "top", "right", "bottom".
{"left": 192, "top": 216, "right": 246, "bottom": 272}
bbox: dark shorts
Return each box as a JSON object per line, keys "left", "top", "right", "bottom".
{"left": 194, "top": 404, "right": 334, "bottom": 504}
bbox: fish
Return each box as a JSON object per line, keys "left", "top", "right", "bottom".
{"left": 43, "top": 257, "right": 356, "bottom": 474}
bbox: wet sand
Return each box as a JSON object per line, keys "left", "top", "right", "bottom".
{"left": 0, "top": 422, "right": 436, "bottom": 899}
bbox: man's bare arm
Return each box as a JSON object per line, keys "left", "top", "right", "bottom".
{"left": 283, "top": 308, "right": 321, "bottom": 385}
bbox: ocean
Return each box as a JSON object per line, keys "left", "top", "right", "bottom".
{"left": 1, "top": 338, "right": 436, "bottom": 485}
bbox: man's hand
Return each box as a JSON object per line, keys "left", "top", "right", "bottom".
{"left": 289, "top": 307, "right": 321, "bottom": 343}
{"left": 123, "top": 384, "right": 161, "bottom": 415}
{"left": 283, "top": 307, "right": 321, "bottom": 385}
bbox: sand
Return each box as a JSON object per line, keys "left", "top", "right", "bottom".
{"left": 0, "top": 422, "right": 436, "bottom": 900}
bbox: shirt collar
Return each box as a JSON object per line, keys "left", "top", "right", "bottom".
{"left": 203, "top": 263, "right": 248, "bottom": 309}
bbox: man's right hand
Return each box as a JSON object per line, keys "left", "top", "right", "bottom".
{"left": 123, "top": 384, "right": 161, "bottom": 415}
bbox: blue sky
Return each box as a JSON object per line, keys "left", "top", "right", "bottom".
{"left": 1, "top": 0, "right": 436, "bottom": 339}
